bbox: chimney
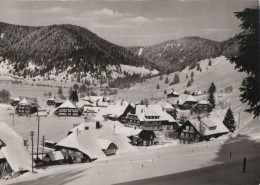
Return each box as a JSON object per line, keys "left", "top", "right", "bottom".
{"left": 85, "top": 126, "right": 89, "bottom": 130}
{"left": 162, "top": 107, "right": 165, "bottom": 112}
{"left": 146, "top": 104, "right": 148, "bottom": 107}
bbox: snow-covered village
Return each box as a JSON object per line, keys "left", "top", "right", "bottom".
{"left": 0, "top": 1, "right": 259, "bottom": 185}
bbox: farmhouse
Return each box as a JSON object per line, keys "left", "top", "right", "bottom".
{"left": 125, "top": 104, "right": 178, "bottom": 131}
{"left": 0, "top": 122, "right": 33, "bottom": 179}
{"left": 42, "top": 151, "right": 64, "bottom": 165}
{"left": 177, "top": 94, "right": 198, "bottom": 110}
{"left": 167, "top": 89, "right": 179, "bottom": 98}
{"left": 56, "top": 131, "right": 106, "bottom": 163}
{"left": 97, "top": 100, "right": 133, "bottom": 122}
{"left": 16, "top": 98, "right": 38, "bottom": 115}
{"left": 192, "top": 89, "right": 202, "bottom": 96}
{"left": 114, "top": 124, "right": 156, "bottom": 146}
{"left": 55, "top": 100, "right": 82, "bottom": 117}
{"left": 10, "top": 97, "right": 21, "bottom": 107}
{"left": 47, "top": 97, "right": 56, "bottom": 106}
{"left": 177, "top": 117, "right": 229, "bottom": 144}
{"left": 194, "top": 100, "right": 212, "bottom": 114}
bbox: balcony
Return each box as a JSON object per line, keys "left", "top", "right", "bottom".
{"left": 183, "top": 129, "right": 195, "bottom": 133}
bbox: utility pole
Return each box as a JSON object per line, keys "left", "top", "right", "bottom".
{"left": 31, "top": 131, "right": 34, "bottom": 173}
{"left": 36, "top": 113, "right": 40, "bottom": 161}
{"left": 42, "top": 136, "right": 45, "bottom": 159}
{"left": 12, "top": 114, "right": 14, "bottom": 126}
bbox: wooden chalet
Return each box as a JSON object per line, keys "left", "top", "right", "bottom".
{"left": 16, "top": 98, "right": 38, "bottom": 115}
{"left": 102, "top": 100, "right": 133, "bottom": 122}
{"left": 177, "top": 117, "right": 229, "bottom": 144}
{"left": 0, "top": 122, "right": 33, "bottom": 178}
{"left": 194, "top": 100, "right": 212, "bottom": 114}
{"left": 125, "top": 104, "right": 178, "bottom": 131}
{"left": 56, "top": 129, "right": 114, "bottom": 163}
{"left": 10, "top": 97, "right": 21, "bottom": 107}
{"left": 192, "top": 89, "right": 202, "bottom": 96}
{"left": 167, "top": 89, "right": 179, "bottom": 98}
{"left": 42, "top": 151, "right": 64, "bottom": 165}
{"left": 55, "top": 100, "right": 82, "bottom": 117}
{"left": 177, "top": 94, "right": 198, "bottom": 110}
{"left": 47, "top": 97, "right": 56, "bottom": 106}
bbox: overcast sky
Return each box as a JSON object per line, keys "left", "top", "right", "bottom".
{"left": 0, "top": 0, "right": 258, "bottom": 46}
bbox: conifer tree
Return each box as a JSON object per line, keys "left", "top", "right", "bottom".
{"left": 173, "top": 74, "right": 180, "bottom": 84}
{"left": 165, "top": 77, "right": 169, "bottom": 84}
{"left": 223, "top": 108, "right": 236, "bottom": 132}
{"left": 229, "top": 8, "right": 259, "bottom": 117}
{"left": 187, "top": 80, "right": 191, "bottom": 87}
{"left": 164, "top": 90, "right": 167, "bottom": 94}
{"left": 156, "top": 84, "right": 160, "bottom": 89}
{"left": 208, "top": 91, "right": 215, "bottom": 108}
{"left": 191, "top": 72, "right": 194, "bottom": 78}
{"left": 208, "top": 82, "right": 216, "bottom": 94}
{"left": 159, "top": 75, "right": 163, "bottom": 80}
{"left": 186, "top": 74, "right": 188, "bottom": 79}
{"left": 208, "top": 59, "right": 212, "bottom": 66}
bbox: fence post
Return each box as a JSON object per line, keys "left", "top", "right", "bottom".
{"left": 243, "top": 157, "right": 246, "bottom": 172}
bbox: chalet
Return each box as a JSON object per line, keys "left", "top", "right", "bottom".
{"left": 55, "top": 100, "right": 82, "bottom": 117}
{"left": 192, "top": 89, "right": 202, "bottom": 96}
{"left": 156, "top": 101, "right": 177, "bottom": 119}
{"left": 167, "top": 89, "right": 179, "bottom": 98}
{"left": 177, "top": 94, "right": 198, "bottom": 110}
{"left": 98, "top": 138, "right": 118, "bottom": 156}
{"left": 47, "top": 97, "right": 56, "bottom": 106}
{"left": 68, "top": 122, "right": 135, "bottom": 154}
{"left": 82, "top": 96, "right": 109, "bottom": 107}
{"left": 194, "top": 100, "right": 212, "bottom": 114}
{"left": 125, "top": 104, "right": 178, "bottom": 131}
{"left": 97, "top": 100, "right": 133, "bottom": 122}
{"left": 177, "top": 117, "right": 229, "bottom": 144}
{"left": 114, "top": 125, "right": 156, "bottom": 146}
{"left": 42, "top": 151, "right": 64, "bottom": 165}
{"left": 56, "top": 131, "right": 105, "bottom": 163}
{"left": 10, "top": 97, "right": 21, "bottom": 107}
{"left": 0, "top": 122, "right": 34, "bottom": 178}
{"left": 16, "top": 98, "right": 38, "bottom": 115}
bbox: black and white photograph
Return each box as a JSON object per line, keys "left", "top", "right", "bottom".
{"left": 0, "top": 0, "right": 259, "bottom": 184}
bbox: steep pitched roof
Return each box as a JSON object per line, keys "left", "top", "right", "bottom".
{"left": 58, "top": 100, "right": 78, "bottom": 109}
{"left": 0, "top": 122, "right": 33, "bottom": 172}
{"left": 156, "top": 101, "right": 174, "bottom": 109}
{"left": 56, "top": 131, "right": 106, "bottom": 159}
{"left": 132, "top": 105, "right": 176, "bottom": 122}
{"left": 188, "top": 117, "right": 229, "bottom": 136}
{"left": 178, "top": 94, "right": 198, "bottom": 105}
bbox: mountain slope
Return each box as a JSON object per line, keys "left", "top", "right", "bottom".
{"left": 0, "top": 22, "right": 153, "bottom": 79}
{"left": 128, "top": 36, "right": 240, "bottom": 73}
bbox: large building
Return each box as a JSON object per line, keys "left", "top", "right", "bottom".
{"left": 177, "top": 94, "right": 198, "bottom": 110}
{"left": 16, "top": 98, "right": 38, "bottom": 115}
{"left": 0, "top": 122, "right": 34, "bottom": 178}
{"left": 177, "top": 117, "right": 229, "bottom": 144}
{"left": 125, "top": 104, "right": 178, "bottom": 131}
{"left": 55, "top": 100, "right": 82, "bottom": 117}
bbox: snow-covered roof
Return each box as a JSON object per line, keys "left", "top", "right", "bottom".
{"left": 198, "top": 100, "right": 210, "bottom": 105}
{"left": 83, "top": 96, "right": 103, "bottom": 103}
{"left": 97, "top": 138, "right": 115, "bottom": 150}
{"left": 188, "top": 117, "right": 229, "bottom": 136}
{"left": 18, "top": 98, "right": 29, "bottom": 105}
{"left": 168, "top": 89, "right": 179, "bottom": 95}
{"left": 193, "top": 89, "right": 202, "bottom": 95}
{"left": 48, "top": 97, "right": 54, "bottom": 101}
{"left": 47, "top": 151, "right": 64, "bottom": 161}
{"left": 68, "top": 122, "right": 135, "bottom": 154}
{"left": 95, "top": 100, "right": 130, "bottom": 121}
{"left": 114, "top": 126, "right": 142, "bottom": 137}
{"left": 131, "top": 105, "right": 176, "bottom": 122}
{"left": 58, "top": 100, "right": 77, "bottom": 109}
{"left": 0, "top": 122, "right": 33, "bottom": 172}
{"left": 56, "top": 131, "right": 106, "bottom": 159}
{"left": 178, "top": 94, "right": 198, "bottom": 105}
{"left": 156, "top": 101, "right": 174, "bottom": 109}
{"left": 13, "top": 97, "right": 21, "bottom": 101}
